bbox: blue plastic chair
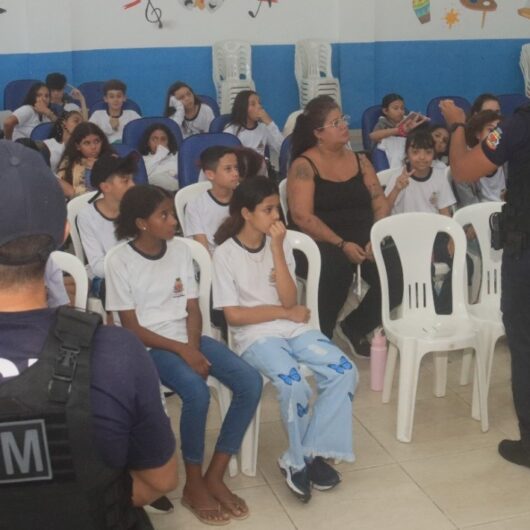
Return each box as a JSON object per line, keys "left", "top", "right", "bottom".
{"left": 4, "top": 79, "right": 40, "bottom": 111}
{"left": 178, "top": 132, "right": 241, "bottom": 188}
{"left": 279, "top": 134, "right": 292, "bottom": 180}
{"left": 497, "top": 93, "right": 529, "bottom": 116}
{"left": 77, "top": 82, "right": 105, "bottom": 109}
{"left": 122, "top": 117, "right": 183, "bottom": 151}
{"left": 30, "top": 122, "right": 54, "bottom": 141}
{"left": 361, "top": 105, "right": 382, "bottom": 150}
{"left": 111, "top": 144, "right": 149, "bottom": 185}
{"left": 89, "top": 98, "right": 143, "bottom": 117}
{"left": 371, "top": 148, "right": 390, "bottom": 173}
{"left": 198, "top": 95, "right": 220, "bottom": 118}
{"left": 426, "top": 96, "right": 471, "bottom": 125}
{"left": 209, "top": 114, "right": 231, "bottom": 133}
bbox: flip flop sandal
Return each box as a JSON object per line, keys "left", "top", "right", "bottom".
{"left": 180, "top": 497, "right": 231, "bottom": 526}
{"left": 218, "top": 495, "right": 250, "bottom": 521}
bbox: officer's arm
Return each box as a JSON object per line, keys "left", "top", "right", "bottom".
{"left": 130, "top": 452, "right": 178, "bottom": 506}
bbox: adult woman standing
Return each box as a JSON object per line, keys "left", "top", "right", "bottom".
{"left": 287, "top": 96, "right": 400, "bottom": 356}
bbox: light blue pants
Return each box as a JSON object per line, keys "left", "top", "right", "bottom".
{"left": 242, "top": 330, "right": 357, "bottom": 471}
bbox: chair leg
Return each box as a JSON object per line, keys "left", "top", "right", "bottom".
{"left": 471, "top": 330, "right": 498, "bottom": 423}
{"left": 460, "top": 348, "right": 474, "bottom": 386}
{"left": 396, "top": 342, "right": 421, "bottom": 443}
{"left": 471, "top": 340, "right": 489, "bottom": 432}
{"left": 240, "top": 399, "right": 262, "bottom": 477}
{"left": 433, "top": 351, "right": 448, "bottom": 397}
{"left": 382, "top": 343, "right": 398, "bottom": 403}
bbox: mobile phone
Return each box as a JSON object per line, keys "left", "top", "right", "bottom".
{"left": 65, "top": 84, "right": 76, "bottom": 95}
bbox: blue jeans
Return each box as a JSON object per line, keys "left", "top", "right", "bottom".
{"left": 242, "top": 330, "right": 357, "bottom": 471}
{"left": 150, "top": 336, "right": 262, "bottom": 464}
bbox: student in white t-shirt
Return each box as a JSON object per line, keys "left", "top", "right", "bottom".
{"left": 430, "top": 124, "right": 449, "bottom": 169}
{"left": 106, "top": 185, "right": 262, "bottom": 524}
{"left": 164, "top": 81, "right": 215, "bottom": 138}
{"left": 224, "top": 90, "right": 284, "bottom": 158}
{"left": 184, "top": 146, "right": 239, "bottom": 255}
{"left": 89, "top": 79, "right": 141, "bottom": 144}
{"left": 3, "top": 82, "right": 57, "bottom": 141}
{"left": 77, "top": 153, "right": 135, "bottom": 301}
{"left": 212, "top": 176, "right": 357, "bottom": 504}
{"left": 138, "top": 122, "right": 179, "bottom": 192}
{"left": 43, "top": 110, "right": 83, "bottom": 173}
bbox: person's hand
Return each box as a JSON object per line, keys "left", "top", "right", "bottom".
{"left": 401, "top": 113, "right": 429, "bottom": 134}
{"left": 396, "top": 167, "right": 413, "bottom": 191}
{"left": 269, "top": 220, "right": 287, "bottom": 248}
{"left": 465, "top": 225, "right": 477, "bottom": 241}
{"left": 364, "top": 241, "right": 374, "bottom": 261}
{"left": 342, "top": 241, "right": 366, "bottom": 264}
{"left": 439, "top": 99, "right": 467, "bottom": 127}
{"left": 34, "top": 99, "right": 50, "bottom": 116}
{"left": 286, "top": 305, "right": 311, "bottom": 323}
{"left": 70, "top": 88, "right": 85, "bottom": 102}
{"left": 256, "top": 106, "right": 272, "bottom": 125}
{"left": 180, "top": 346, "right": 211, "bottom": 379}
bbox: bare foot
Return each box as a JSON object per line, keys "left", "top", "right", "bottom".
{"left": 205, "top": 476, "right": 249, "bottom": 520}
{"left": 182, "top": 483, "right": 230, "bottom": 524}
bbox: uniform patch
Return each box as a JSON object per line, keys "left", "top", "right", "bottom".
{"left": 173, "top": 277, "right": 184, "bottom": 297}
{"left": 485, "top": 127, "right": 502, "bottom": 151}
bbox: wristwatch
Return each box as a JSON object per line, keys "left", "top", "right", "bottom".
{"left": 450, "top": 122, "right": 466, "bottom": 133}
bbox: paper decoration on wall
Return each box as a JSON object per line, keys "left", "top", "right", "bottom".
{"left": 460, "top": 0, "right": 497, "bottom": 28}
{"left": 412, "top": 0, "right": 431, "bottom": 24}
{"left": 123, "top": 0, "right": 163, "bottom": 28}
{"left": 179, "top": 0, "right": 226, "bottom": 12}
{"left": 444, "top": 7, "right": 460, "bottom": 28}
{"left": 519, "top": 1, "right": 530, "bottom": 19}
{"left": 249, "top": 0, "right": 278, "bottom": 18}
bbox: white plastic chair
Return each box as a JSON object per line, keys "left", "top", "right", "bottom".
{"left": 174, "top": 181, "right": 212, "bottom": 235}
{"left": 520, "top": 43, "right": 530, "bottom": 98}
{"left": 376, "top": 167, "right": 401, "bottom": 190}
{"left": 67, "top": 191, "right": 99, "bottom": 264}
{"left": 453, "top": 202, "right": 504, "bottom": 418}
{"left": 371, "top": 212, "right": 488, "bottom": 442}
{"left": 233, "top": 230, "right": 320, "bottom": 476}
{"left": 50, "top": 251, "right": 89, "bottom": 310}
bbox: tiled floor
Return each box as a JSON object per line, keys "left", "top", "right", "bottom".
{"left": 150, "top": 338, "right": 530, "bottom": 530}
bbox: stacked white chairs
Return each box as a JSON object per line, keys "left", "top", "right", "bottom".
{"left": 212, "top": 40, "right": 255, "bottom": 114}
{"left": 453, "top": 202, "right": 504, "bottom": 419}
{"left": 371, "top": 212, "right": 489, "bottom": 442}
{"left": 294, "top": 40, "right": 341, "bottom": 108}
{"left": 520, "top": 43, "right": 530, "bottom": 98}
{"left": 50, "top": 251, "right": 89, "bottom": 310}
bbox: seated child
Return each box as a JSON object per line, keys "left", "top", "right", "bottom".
{"left": 165, "top": 81, "right": 215, "bottom": 138}
{"left": 470, "top": 93, "right": 501, "bottom": 116}
{"left": 430, "top": 124, "right": 449, "bottom": 169}
{"left": 465, "top": 110, "right": 506, "bottom": 202}
{"left": 44, "top": 110, "right": 83, "bottom": 172}
{"left": 138, "top": 123, "right": 179, "bottom": 192}
{"left": 89, "top": 79, "right": 141, "bottom": 143}
{"left": 57, "top": 122, "right": 114, "bottom": 198}
{"left": 212, "top": 176, "right": 357, "bottom": 503}
{"left": 184, "top": 146, "right": 239, "bottom": 255}
{"left": 224, "top": 90, "right": 284, "bottom": 158}
{"left": 106, "top": 185, "right": 262, "bottom": 524}
{"left": 3, "top": 82, "right": 57, "bottom": 141}
{"left": 46, "top": 72, "right": 88, "bottom": 120}
{"left": 77, "top": 153, "right": 135, "bottom": 300}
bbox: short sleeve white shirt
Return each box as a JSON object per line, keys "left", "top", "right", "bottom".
{"left": 89, "top": 109, "right": 141, "bottom": 143}
{"left": 184, "top": 191, "right": 229, "bottom": 254}
{"left": 12, "top": 105, "right": 51, "bottom": 141}
{"left": 181, "top": 104, "right": 215, "bottom": 138}
{"left": 378, "top": 136, "right": 406, "bottom": 168}
{"left": 212, "top": 237, "right": 311, "bottom": 354}
{"left": 224, "top": 121, "right": 284, "bottom": 156}
{"left": 43, "top": 138, "right": 65, "bottom": 173}
{"left": 105, "top": 238, "right": 198, "bottom": 343}
{"left": 478, "top": 166, "right": 506, "bottom": 202}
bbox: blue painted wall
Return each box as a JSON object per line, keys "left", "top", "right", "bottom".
{"left": 1, "top": 38, "right": 527, "bottom": 128}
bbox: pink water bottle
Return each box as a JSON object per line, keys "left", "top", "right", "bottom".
{"left": 370, "top": 327, "right": 387, "bottom": 391}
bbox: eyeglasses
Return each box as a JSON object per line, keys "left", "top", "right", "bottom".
{"left": 318, "top": 115, "right": 351, "bottom": 130}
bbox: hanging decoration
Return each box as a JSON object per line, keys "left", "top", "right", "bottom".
{"left": 444, "top": 7, "right": 460, "bottom": 28}
{"left": 123, "top": 0, "right": 163, "bottom": 28}
{"left": 412, "top": 0, "right": 431, "bottom": 24}
{"left": 248, "top": 0, "right": 278, "bottom": 18}
{"left": 519, "top": 0, "right": 530, "bottom": 19}
{"left": 178, "top": 0, "right": 227, "bottom": 13}
{"left": 460, "top": 0, "right": 497, "bottom": 28}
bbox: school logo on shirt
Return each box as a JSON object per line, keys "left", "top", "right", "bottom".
{"left": 429, "top": 191, "right": 438, "bottom": 207}
{"left": 173, "top": 277, "right": 185, "bottom": 297}
{"left": 268, "top": 267, "right": 276, "bottom": 285}
{"left": 485, "top": 127, "right": 502, "bottom": 151}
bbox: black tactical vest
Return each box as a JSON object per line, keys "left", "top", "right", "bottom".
{"left": 0, "top": 307, "right": 149, "bottom": 530}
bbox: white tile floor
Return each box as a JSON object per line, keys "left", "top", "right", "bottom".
{"left": 150, "top": 338, "right": 530, "bottom": 530}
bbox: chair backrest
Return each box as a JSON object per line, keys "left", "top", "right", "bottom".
{"left": 77, "top": 82, "right": 105, "bottom": 109}
{"left": 376, "top": 167, "right": 401, "bottom": 189}
{"left": 371, "top": 212, "right": 468, "bottom": 324}
{"left": 279, "top": 134, "right": 293, "bottom": 180}
{"left": 122, "top": 117, "right": 183, "bottom": 151}
{"left": 112, "top": 144, "right": 149, "bottom": 185}
{"left": 497, "top": 93, "right": 529, "bottom": 116}
{"left": 174, "top": 181, "right": 212, "bottom": 234}
{"left": 30, "top": 122, "right": 54, "bottom": 141}
{"left": 426, "top": 96, "right": 471, "bottom": 125}
{"left": 286, "top": 230, "right": 321, "bottom": 329}
{"left": 212, "top": 40, "right": 253, "bottom": 87}
{"left": 361, "top": 105, "right": 382, "bottom": 150}
{"left": 372, "top": 148, "right": 390, "bottom": 172}
{"left": 174, "top": 237, "right": 213, "bottom": 336}
{"left": 4, "top": 79, "right": 40, "bottom": 111}
{"left": 89, "top": 98, "right": 142, "bottom": 117}
{"left": 198, "top": 94, "right": 220, "bottom": 118}
{"left": 67, "top": 191, "right": 99, "bottom": 263}
{"left": 50, "top": 250, "right": 89, "bottom": 310}
{"left": 453, "top": 202, "right": 503, "bottom": 306}
{"left": 209, "top": 114, "right": 232, "bottom": 133}
{"left": 295, "top": 40, "right": 334, "bottom": 84}
{"left": 278, "top": 179, "right": 288, "bottom": 220}
{"left": 178, "top": 132, "right": 241, "bottom": 188}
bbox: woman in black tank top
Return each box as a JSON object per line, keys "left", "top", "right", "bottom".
{"left": 287, "top": 96, "right": 402, "bottom": 356}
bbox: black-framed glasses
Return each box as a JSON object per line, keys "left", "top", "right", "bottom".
{"left": 318, "top": 115, "right": 351, "bottom": 130}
